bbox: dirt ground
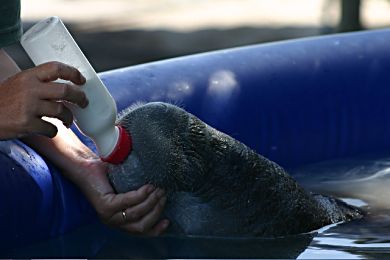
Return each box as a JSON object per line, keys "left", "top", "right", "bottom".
{"left": 8, "top": 0, "right": 390, "bottom": 72}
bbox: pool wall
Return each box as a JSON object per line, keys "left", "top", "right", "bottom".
{"left": 1, "top": 29, "right": 390, "bottom": 250}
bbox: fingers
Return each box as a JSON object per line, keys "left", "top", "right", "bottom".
{"left": 102, "top": 185, "right": 169, "bottom": 236}
{"left": 93, "top": 183, "right": 169, "bottom": 236}
{"left": 147, "top": 219, "right": 170, "bottom": 237}
{"left": 39, "top": 82, "right": 88, "bottom": 108}
{"left": 124, "top": 189, "right": 165, "bottom": 222}
{"left": 34, "top": 62, "right": 88, "bottom": 108}
{"left": 32, "top": 118, "right": 58, "bottom": 138}
{"left": 110, "top": 188, "right": 164, "bottom": 226}
{"left": 35, "top": 61, "right": 86, "bottom": 85}
{"left": 110, "top": 185, "right": 156, "bottom": 214}
{"left": 121, "top": 192, "right": 168, "bottom": 235}
{"left": 37, "top": 101, "right": 73, "bottom": 127}
{"left": 0, "top": 63, "right": 87, "bottom": 139}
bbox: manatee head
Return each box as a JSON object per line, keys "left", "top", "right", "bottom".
{"left": 108, "top": 102, "right": 207, "bottom": 194}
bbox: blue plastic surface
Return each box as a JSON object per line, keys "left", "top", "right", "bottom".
{"left": 99, "top": 29, "right": 390, "bottom": 168}
{"left": 1, "top": 29, "right": 390, "bottom": 250}
{"left": 0, "top": 140, "right": 96, "bottom": 251}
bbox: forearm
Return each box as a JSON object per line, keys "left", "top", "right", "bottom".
{"left": 21, "top": 118, "right": 98, "bottom": 185}
{"left": 0, "top": 49, "right": 21, "bottom": 82}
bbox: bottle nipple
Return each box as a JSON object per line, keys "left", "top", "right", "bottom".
{"left": 101, "top": 126, "right": 132, "bottom": 164}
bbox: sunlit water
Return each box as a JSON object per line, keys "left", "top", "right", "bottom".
{"left": 294, "top": 154, "right": 390, "bottom": 259}
{"left": 5, "top": 155, "right": 390, "bottom": 258}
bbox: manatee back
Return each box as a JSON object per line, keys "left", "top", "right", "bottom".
{"left": 108, "top": 102, "right": 362, "bottom": 237}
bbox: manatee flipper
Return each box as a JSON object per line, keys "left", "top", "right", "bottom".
{"left": 108, "top": 102, "right": 362, "bottom": 237}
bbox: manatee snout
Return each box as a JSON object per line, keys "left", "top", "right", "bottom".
{"left": 108, "top": 102, "right": 204, "bottom": 193}
{"left": 108, "top": 102, "right": 362, "bottom": 237}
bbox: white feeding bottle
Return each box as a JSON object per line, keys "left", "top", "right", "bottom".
{"left": 21, "top": 16, "right": 131, "bottom": 164}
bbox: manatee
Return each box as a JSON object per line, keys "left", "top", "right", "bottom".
{"left": 107, "top": 102, "right": 362, "bottom": 237}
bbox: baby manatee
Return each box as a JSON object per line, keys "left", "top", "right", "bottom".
{"left": 107, "top": 102, "right": 362, "bottom": 237}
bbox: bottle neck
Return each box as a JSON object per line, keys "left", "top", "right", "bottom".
{"left": 94, "top": 125, "right": 120, "bottom": 158}
{"left": 100, "top": 125, "right": 132, "bottom": 164}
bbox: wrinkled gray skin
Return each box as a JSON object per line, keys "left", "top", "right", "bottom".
{"left": 108, "top": 102, "right": 362, "bottom": 238}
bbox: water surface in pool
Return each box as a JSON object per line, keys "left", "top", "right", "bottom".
{"left": 5, "top": 155, "right": 390, "bottom": 258}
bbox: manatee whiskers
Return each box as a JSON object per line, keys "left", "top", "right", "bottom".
{"left": 108, "top": 102, "right": 362, "bottom": 237}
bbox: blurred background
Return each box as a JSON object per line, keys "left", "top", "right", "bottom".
{"left": 8, "top": 0, "right": 390, "bottom": 72}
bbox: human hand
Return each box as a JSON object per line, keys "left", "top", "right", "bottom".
{"left": 74, "top": 158, "right": 169, "bottom": 236}
{"left": 0, "top": 61, "right": 88, "bottom": 140}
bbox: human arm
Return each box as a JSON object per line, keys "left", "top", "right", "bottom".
{"left": 22, "top": 119, "right": 169, "bottom": 236}
{"left": 0, "top": 49, "right": 169, "bottom": 235}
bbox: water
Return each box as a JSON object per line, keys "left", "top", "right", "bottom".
{"left": 294, "top": 154, "right": 390, "bottom": 259}
{"left": 4, "top": 155, "right": 390, "bottom": 258}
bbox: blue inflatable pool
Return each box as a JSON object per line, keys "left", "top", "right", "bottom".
{"left": 1, "top": 29, "right": 390, "bottom": 252}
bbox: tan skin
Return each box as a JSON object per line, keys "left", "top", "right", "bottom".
{"left": 0, "top": 49, "right": 169, "bottom": 236}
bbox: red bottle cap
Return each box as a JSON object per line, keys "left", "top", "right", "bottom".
{"left": 101, "top": 125, "right": 132, "bottom": 164}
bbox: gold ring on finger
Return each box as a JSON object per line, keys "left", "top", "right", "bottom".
{"left": 122, "top": 210, "right": 127, "bottom": 223}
